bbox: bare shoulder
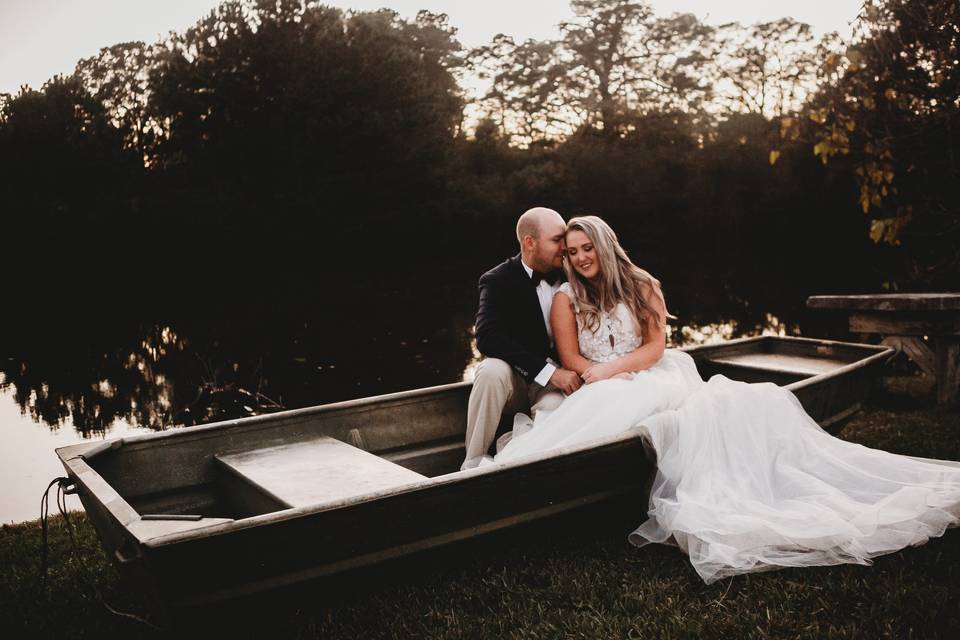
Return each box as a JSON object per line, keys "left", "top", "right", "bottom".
{"left": 637, "top": 278, "right": 667, "bottom": 312}
{"left": 553, "top": 289, "right": 574, "bottom": 309}
{"left": 553, "top": 285, "right": 579, "bottom": 310}
{"left": 636, "top": 278, "right": 658, "bottom": 299}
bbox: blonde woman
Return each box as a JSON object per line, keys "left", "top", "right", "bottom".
{"left": 492, "top": 216, "right": 960, "bottom": 585}
{"left": 554, "top": 215, "right": 673, "bottom": 383}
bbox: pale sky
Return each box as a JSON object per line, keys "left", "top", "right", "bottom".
{"left": 0, "top": 0, "right": 865, "bottom": 96}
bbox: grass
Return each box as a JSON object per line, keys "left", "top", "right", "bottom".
{"left": 2, "top": 374, "right": 959, "bottom": 639}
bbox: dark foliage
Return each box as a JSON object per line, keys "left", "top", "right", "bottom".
{"left": 2, "top": 0, "right": 946, "bottom": 432}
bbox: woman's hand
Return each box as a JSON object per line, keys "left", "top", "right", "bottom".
{"left": 582, "top": 361, "right": 622, "bottom": 384}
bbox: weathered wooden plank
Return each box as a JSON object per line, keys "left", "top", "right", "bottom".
{"left": 808, "top": 293, "right": 959, "bottom": 405}
{"left": 848, "top": 311, "right": 960, "bottom": 336}
{"left": 934, "top": 337, "right": 960, "bottom": 405}
{"left": 881, "top": 336, "right": 937, "bottom": 377}
{"left": 807, "top": 293, "right": 960, "bottom": 312}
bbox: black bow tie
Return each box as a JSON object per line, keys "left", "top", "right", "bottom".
{"left": 531, "top": 269, "right": 562, "bottom": 286}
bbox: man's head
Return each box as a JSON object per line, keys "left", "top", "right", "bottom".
{"left": 517, "top": 207, "right": 566, "bottom": 273}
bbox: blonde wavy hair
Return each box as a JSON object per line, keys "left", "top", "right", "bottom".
{"left": 563, "top": 216, "right": 673, "bottom": 336}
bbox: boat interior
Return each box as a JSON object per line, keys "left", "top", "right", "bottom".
{"left": 68, "top": 336, "right": 885, "bottom": 534}
{"left": 686, "top": 335, "right": 872, "bottom": 385}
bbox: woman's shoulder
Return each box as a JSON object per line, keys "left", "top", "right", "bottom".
{"left": 556, "top": 282, "right": 577, "bottom": 303}
{"left": 554, "top": 282, "right": 579, "bottom": 312}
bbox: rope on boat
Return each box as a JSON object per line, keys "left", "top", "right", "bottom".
{"left": 39, "top": 477, "right": 160, "bottom": 631}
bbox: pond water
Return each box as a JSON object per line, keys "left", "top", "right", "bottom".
{"left": 0, "top": 266, "right": 855, "bottom": 524}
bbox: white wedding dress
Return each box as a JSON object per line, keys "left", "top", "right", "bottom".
{"left": 494, "top": 283, "right": 960, "bottom": 583}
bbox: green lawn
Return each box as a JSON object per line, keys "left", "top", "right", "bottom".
{"left": 2, "top": 375, "right": 958, "bottom": 639}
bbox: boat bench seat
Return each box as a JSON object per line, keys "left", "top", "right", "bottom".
{"left": 213, "top": 436, "right": 427, "bottom": 515}
{"left": 705, "top": 352, "right": 851, "bottom": 377}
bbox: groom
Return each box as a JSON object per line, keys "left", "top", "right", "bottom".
{"left": 462, "top": 207, "right": 583, "bottom": 470}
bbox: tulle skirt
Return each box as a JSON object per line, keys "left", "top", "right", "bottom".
{"left": 494, "top": 350, "right": 960, "bottom": 583}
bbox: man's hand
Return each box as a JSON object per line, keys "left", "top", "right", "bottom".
{"left": 582, "top": 361, "right": 621, "bottom": 384}
{"left": 549, "top": 367, "right": 583, "bottom": 395}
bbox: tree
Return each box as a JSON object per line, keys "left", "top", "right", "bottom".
{"left": 471, "top": 0, "right": 713, "bottom": 144}
{"left": 147, "top": 0, "right": 463, "bottom": 218}
{"left": 709, "top": 18, "right": 825, "bottom": 118}
{"left": 75, "top": 41, "right": 156, "bottom": 162}
{"left": 0, "top": 75, "right": 135, "bottom": 222}
{"left": 804, "top": 0, "right": 960, "bottom": 285}
{"left": 0, "top": 74, "right": 143, "bottom": 288}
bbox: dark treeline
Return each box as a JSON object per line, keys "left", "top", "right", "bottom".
{"left": 1, "top": 0, "right": 957, "bottom": 432}
{"left": 0, "top": 0, "right": 957, "bottom": 321}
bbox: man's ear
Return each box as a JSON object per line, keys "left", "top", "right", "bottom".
{"left": 522, "top": 235, "right": 535, "bottom": 251}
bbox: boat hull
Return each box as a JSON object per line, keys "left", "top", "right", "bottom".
{"left": 57, "top": 335, "right": 893, "bottom": 614}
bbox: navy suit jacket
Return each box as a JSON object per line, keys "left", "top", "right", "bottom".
{"left": 474, "top": 254, "right": 563, "bottom": 383}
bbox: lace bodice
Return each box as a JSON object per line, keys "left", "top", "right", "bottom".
{"left": 556, "top": 282, "right": 642, "bottom": 362}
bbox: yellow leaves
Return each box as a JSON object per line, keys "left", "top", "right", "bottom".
{"left": 860, "top": 186, "right": 871, "bottom": 213}
{"left": 884, "top": 88, "right": 897, "bottom": 101}
{"left": 769, "top": 150, "right": 780, "bottom": 166}
{"left": 862, "top": 96, "right": 875, "bottom": 110}
{"left": 807, "top": 109, "right": 851, "bottom": 165}
{"left": 869, "top": 208, "right": 912, "bottom": 246}
{"left": 813, "top": 141, "right": 830, "bottom": 163}
{"left": 857, "top": 153, "right": 899, "bottom": 224}
{"left": 858, "top": 159, "right": 897, "bottom": 213}
{"left": 779, "top": 116, "right": 800, "bottom": 143}
{"left": 869, "top": 218, "right": 894, "bottom": 243}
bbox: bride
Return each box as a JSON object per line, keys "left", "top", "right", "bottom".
{"left": 492, "top": 215, "right": 960, "bottom": 584}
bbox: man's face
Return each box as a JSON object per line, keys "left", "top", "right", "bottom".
{"left": 532, "top": 216, "right": 567, "bottom": 272}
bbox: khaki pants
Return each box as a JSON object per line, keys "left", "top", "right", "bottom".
{"left": 462, "top": 358, "right": 565, "bottom": 470}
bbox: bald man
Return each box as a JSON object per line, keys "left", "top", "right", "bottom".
{"left": 462, "top": 207, "right": 583, "bottom": 470}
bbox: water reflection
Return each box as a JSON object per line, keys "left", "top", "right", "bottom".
{"left": 2, "top": 324, "right": 191, "bottom": 434}
{"left": 674, "top": 313, "right": 800, "bottom": 347}
{"left": 0, "top": 279, "right": 480, "bottom": 436}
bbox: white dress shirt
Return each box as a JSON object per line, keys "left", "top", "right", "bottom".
{"left": 520, "top": 259, "right": 560, "bottom": 386}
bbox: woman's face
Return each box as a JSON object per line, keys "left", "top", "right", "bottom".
{"left": 565, "top": 229, "right": 600, "bottom": 281}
